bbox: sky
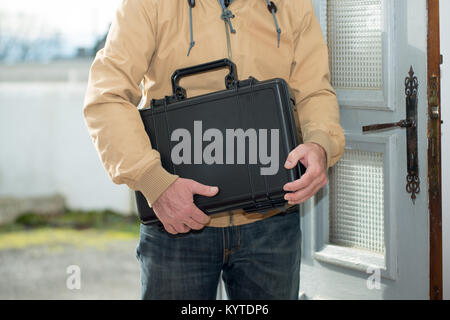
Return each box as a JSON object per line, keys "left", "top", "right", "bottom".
{"left": 0, "top": 0, "right": 122, "bottom": 48}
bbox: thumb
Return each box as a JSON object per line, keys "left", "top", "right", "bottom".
{"left": 189, "top": 180, "right": 219, "bottom": 197}
{"left": 285, "top": 145, "right": 307, "bottom": 169}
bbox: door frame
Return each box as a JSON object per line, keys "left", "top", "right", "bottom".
{"left": 427, "top": 0, "right": 443, "bottom": 301}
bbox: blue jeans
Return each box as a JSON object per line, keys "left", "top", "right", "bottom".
{"left": 135, "top": 210, "right": 301, "bottom": 300}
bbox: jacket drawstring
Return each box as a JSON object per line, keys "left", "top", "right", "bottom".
{"left": 187, "top": 0, "right": 196, "bottom": 56}
{"left": 187, "top": 0, "right": 281, "bottom": 57}
{"left": 264, "top": 0, "right": 281, "bottom": 48}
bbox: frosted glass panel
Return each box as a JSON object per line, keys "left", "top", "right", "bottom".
{"left": 329, "top": 149, "right": 385, "bottom": 254}
{"left": 327, "top": 0, "right": 383, "bottom": 89}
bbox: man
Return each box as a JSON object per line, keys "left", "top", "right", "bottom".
{"left": 83, "top": 0, "right": 345, "bottom": 299}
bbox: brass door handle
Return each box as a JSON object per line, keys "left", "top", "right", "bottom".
{"left": 362, "top": 118, "right": 415, "bottom": 132}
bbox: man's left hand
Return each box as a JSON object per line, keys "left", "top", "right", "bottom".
{"left": 283, "top": 143, "right": 328, "bottom": 205}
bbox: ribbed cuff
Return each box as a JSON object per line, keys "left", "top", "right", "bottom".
{"left": 304, "top": 130, "right": 332, "bottom": 169}
{"left": 134, "top": 165, "right": 179, "bottom": 206}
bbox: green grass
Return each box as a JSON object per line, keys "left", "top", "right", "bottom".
{"left": 0, "top": 209, "right": 140, "bottom": 234}
{"left": 0, "top": 210, "right": 141, "bottom": 250}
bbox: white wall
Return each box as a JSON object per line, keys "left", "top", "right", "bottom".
{"left": 0, "top": 61, "right": 131, "bottom": 214}
{"left": 440, "top": 1, "right": 450, "bottom": 300}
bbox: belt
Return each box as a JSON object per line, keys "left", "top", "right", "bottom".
{"left": 153, "top": 205, "right": 299, "bottom": 230}
{"left": 206, "top": 204, "right": 299, "bottom": 228}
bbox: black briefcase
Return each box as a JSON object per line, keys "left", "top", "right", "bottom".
{"left": 135, "top": 59, "right": 305, "bottom": 225}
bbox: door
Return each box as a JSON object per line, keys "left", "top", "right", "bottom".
{"left": 300, "top": 0, "right": 431, "bottom": 299}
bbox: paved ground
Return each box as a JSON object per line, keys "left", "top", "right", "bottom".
{"left": 0, "top": 229, "right": 141, "bottom": 300}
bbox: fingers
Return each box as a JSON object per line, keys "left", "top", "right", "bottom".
{"left": 173, "top": 223, "right": 190, "bottom": 234}
{"left": 184, "top": 217, "right": 205, "bottom": 230}
{"left": 164, "top": 223, "right": 178, "bottom": 235}
{"left": 163, "top": 222, "right": 190, "bottom": 235}
{"left": 283, "top": 163, "right": 324, "bottom": 192}
{"left": 161, "top": 204, "right": 210, "bottom": 234}
{"left": 189, "top": 180, "right": 219, "bottom": 197}
{"left": 283, "top": 143, "right": 329, "bottom": 204}
{"left": 164, "top": 217, "right": 203, "bottom": 234}
{"left": 284, "top": 174, "right": 328, "bottom": 204}
{"left": 285, "top": 145, "right": 307, "bottom": 169}
{"left": 152, "top": 178, "right": 214, "bottom": 235}
{"left": 284, "top": 180, "right": 318, "bottom": 204}
{"left": 190, "top": 205, "right": 211, "bottom": 225}
{"left": 283, "top": 168, "right": 314, "bottom": 192}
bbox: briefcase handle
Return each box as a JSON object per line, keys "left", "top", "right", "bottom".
{"left": 171, "top": 58, "right": 238, "bottom": 100}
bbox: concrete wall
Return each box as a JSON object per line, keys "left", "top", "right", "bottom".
{"left": 0, "top": 59, "right": 132, "bottom": 217}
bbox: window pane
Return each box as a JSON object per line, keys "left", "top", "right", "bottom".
{"left": 329, "top": 149, "right": 385, "bottom": 254}
{"left": 327, "top": 0, "right": 383, "bottom": 89}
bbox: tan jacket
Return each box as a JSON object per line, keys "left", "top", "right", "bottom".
{"left": 83, "top": 0, "right": 345, "bottom": 227}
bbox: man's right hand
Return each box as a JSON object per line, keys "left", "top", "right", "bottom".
{"left": 152, "top": 178, "right": 219, "bottom": 234}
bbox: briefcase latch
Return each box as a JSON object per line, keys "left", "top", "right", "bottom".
{"left": 243, "top": 198, "right": 287, "bottom": 213}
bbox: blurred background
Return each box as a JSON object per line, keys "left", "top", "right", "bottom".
{"left": 0, "top": 0, "right": 141, "bottom": 299}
